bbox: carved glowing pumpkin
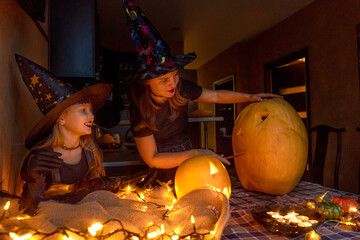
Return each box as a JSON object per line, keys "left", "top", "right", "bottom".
{"left": 232, "top": 98, "right": 308, "bottom": 195}
{"left": 174, "top": 155, "right": 231, "bottom": 199}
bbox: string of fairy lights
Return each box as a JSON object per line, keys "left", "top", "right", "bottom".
{"left": 0, "top": 184, "right": 217, "bottom": 240}
{"left": 0, "top": 183, "right": 359, "bottom": 239}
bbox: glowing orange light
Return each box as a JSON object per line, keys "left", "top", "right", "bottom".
{"left": 88, "top": 222, "right": 103, "bottom": 236}
{"left": 191, "top": 215, "right": 195, "bottom": 224}
{"left": 4, "top": 201, "right": 10, "bottom": 210}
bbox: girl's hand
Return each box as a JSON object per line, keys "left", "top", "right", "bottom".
{"left": 28, "top": 150, "right": 63, "bottom": 180}
{"left": 250, "top": 93, "right": 283, "bottom": 102}
{"left": 194, "top": 149, "right": 231, "bottom": 166}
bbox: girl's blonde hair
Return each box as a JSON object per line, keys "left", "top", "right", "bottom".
{"left": 130, "top": 74, "right": 189, "bottom": 132}
{"left": 22, "top": 102, "right": 104, "bottom": 178}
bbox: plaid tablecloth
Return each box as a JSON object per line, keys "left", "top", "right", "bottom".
{"left": 222, "top": 181, "right": 360, "bottom": 240}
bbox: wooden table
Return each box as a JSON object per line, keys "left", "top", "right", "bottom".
{"left": 222, "top": 181, "right": 360, "bottom": 239}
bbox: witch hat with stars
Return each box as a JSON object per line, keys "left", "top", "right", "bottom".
{"left": 15, "top": 54, "right": 112, "bottom": 149}
{"left": 122, "top": 0, "right": 196, "bottom": 81}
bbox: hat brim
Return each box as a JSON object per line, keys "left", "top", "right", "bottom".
{"left": 25, "top": 83, "right": 112, "bottom": 149}
{"left": 124, "top": 53, "right": 196, "bottom": 82}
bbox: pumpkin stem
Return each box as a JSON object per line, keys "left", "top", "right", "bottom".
{"left": 339, "top": 191, "right": 345, "bottom": 199}
{"left": 320, "top": 191, "right": 328, "bottom": 200}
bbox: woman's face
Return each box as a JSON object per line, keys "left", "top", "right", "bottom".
{"left": 59, "top": 103, "right": 94, "bottom": 137}
{"left": 147, "top": 70, "right": 179, "bottom": 99}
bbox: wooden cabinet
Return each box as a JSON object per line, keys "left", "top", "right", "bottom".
{"left": 49, "top": 0, "right": 97, "bottom": 79}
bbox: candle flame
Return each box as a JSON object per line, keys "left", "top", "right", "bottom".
{"left": 191, "top": 215, "right": 195, "bottom": 224}
{"left": 160, "top": 224, "right": 165, "bottom": 234}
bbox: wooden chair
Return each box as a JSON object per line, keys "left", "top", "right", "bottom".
{"left": 303, "top": 125, "right": 345, "bottom": 189}
{"left": 357, "top": 128, "right": 360, "bottom": 194}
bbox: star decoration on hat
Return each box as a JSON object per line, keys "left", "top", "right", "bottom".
{"left": 30, "top": 74, "right": 39, "bottom": 86}
{"left": 46, "top": 93, "right": 52, "bottom": 101}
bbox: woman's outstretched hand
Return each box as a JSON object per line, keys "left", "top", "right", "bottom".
{"left": 250, "top": 93, "right": 283, "bottom": 102}
{"left": 194, "top": 149, "right": 231, "bottom": 166}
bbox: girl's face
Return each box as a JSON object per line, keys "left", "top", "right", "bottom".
{"left": 147, "top": 70, "right": 179, "bottom": 99}
{"left": 59, "top": 103, "right": 94, "bottom": 137}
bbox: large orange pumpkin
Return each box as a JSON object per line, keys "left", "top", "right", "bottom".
{"left": 174, "top": 155, "right": 231, "bottom": 199}
{"left": 232, "top": 98, "right": 308, "bottom": 195}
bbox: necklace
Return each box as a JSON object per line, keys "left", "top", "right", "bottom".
{"left": 60, "top": 144, "right": 81, "bottom": 151}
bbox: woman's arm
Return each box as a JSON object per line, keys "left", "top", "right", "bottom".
{"left": 134, "top": 135, "right": 230, "bottom": 169}
{"left": 195, "top": 88, "right": 282, "bottom": 103}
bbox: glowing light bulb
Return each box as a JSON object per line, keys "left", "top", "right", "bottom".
{"left": 9, "top": 233, "right": 32, "bottom": 240}
{"left": 171, "top": 235, "right": 179, "bottom": 240}
{"left": 4, "top": 201, "right": 10, "bottom": 210}
{"left": 191, "top": 215, "right": 195, "bottom": 224}
{"left": 174, "top": 228, "right": 181, "bottom": 234}
{"left": 147, "top": 231, "right": 158, "bottom": 238}
{"left": 160, "top": 224, "right": 165, "bottom": 234}
{"left": 88, "top": 222, "right": 103, "bottom": 236}
{"left": 62, "top": 236, "right": 74, "bottom": 240}
{"left": 132, "top": 236, "right": 139, "bottom": 240}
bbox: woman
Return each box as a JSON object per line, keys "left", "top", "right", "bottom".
{"left": 130, "top": 70, "right": 280, "bottom": 181}
{"left": 15, "top": 54, "right": 112, "bottom": 214}
{"left": 123, "top": 0, "right": 281, "bottom": 181}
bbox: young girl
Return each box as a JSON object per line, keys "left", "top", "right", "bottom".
{"left": 15, "top": 54, "right": 112, "bottom": 214}
{"left": 123, "top": 0, "right": 282, "bottom": 182}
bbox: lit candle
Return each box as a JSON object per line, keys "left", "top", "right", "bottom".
{"left": 284, "top": 211, "right": 299, "bottom": 219}
{"left": 289, "top": 216, "right": 301, "bottom": 224}
{"left": 305, "top": 230, "right": 321, "bottom": 240}
{"left": 297, "top": 215, "right": 309, "bottom": 221}
{"left": 298, "top": 222, "right": 312, "bottom": 227}
{"left": 266, "top": 211, "right": 276, "bottom": 216}
{"left": 308, "top": 219, "right": 318, "bottom": 224}
{"left": 271, "top": 213, "right": 284, "bottom": 219}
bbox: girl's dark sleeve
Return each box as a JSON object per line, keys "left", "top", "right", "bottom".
{"left": 19, "top": 153, "right": 50, "bottom": 215}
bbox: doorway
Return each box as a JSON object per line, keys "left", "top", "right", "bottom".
{"left": 265, "top": 49, "right": 310, "bottom": 128}
{"left": 213, "top": 75, "right": 235, "bottom": 157}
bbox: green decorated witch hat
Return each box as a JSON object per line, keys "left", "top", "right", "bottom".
{"left": 122, "top": 0, "right": 196, "bottom": 81}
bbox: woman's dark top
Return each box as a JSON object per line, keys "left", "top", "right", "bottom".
{"left": 130, "top": 79, "right": 203, "bottom": 150}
